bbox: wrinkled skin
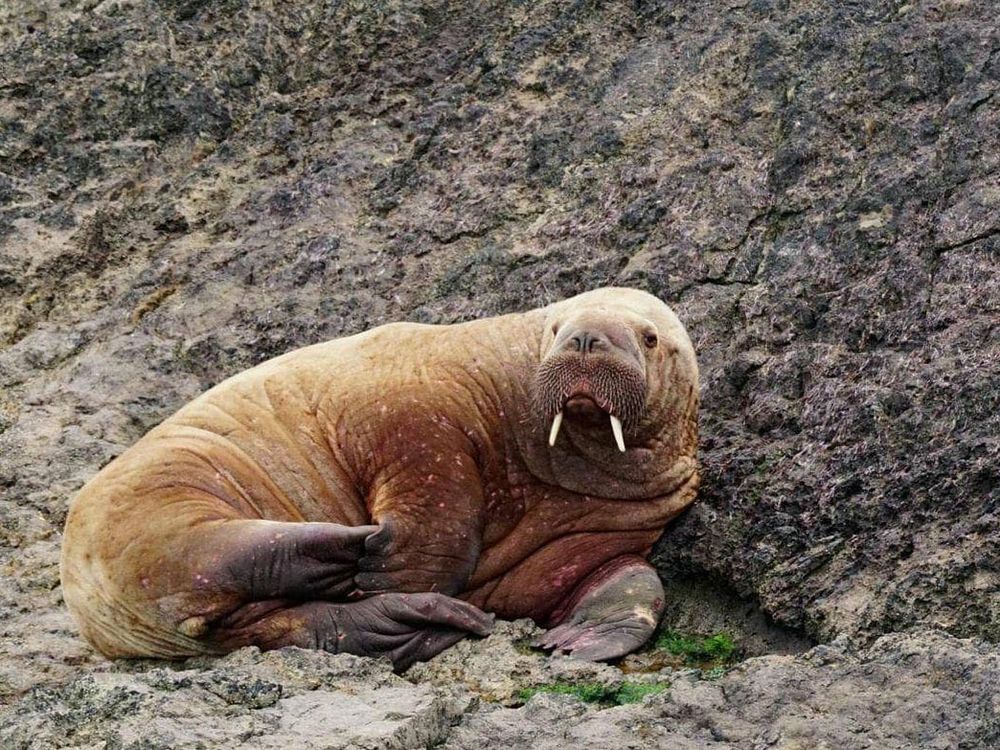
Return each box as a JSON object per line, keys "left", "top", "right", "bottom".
{"left": 60, "top": 287, "right": 699, "bottom": 670}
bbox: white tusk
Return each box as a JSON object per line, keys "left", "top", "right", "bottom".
{"left": 548, "top": 411, "right": 564, "bottom": 446}
{"left": 610, "top": 414, "right": 626, "bottom": 452}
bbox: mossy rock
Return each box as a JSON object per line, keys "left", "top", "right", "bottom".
{"left": 517, "top": 680, "right": 669, "bottom": 707}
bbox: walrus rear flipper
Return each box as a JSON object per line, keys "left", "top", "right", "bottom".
{"left": 63, "top": 512, "right": 493, "bottom": 669}
{"left": 533, "top": 555, "right": 664, "bottom": 661}
{"left": 206, "top": 592, "right": 494, "bottom": 671}
{"left": 62, "top": 514, "right": 376, "bottom": 658}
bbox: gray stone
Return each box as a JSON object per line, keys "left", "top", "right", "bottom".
{"left": 445, "top": 631, "right": 1000, "bottom": 750}
{"left": 1, "top": 0, "right": 997, "bottom": 745}
{"left": 0, "top": 649, "right": 449, "bottom": 749}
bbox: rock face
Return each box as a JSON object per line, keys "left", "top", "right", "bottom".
{"left": 3, "top": 624, "right": 999, "bottom": 749}
{"left": 0, "top": 0, "right": 997, "bottom": 745}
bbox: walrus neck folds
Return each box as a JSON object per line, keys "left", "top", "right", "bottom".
{"left": 518, "top": 396, "right": 697, "bottom": 502}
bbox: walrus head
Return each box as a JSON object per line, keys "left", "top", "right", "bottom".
{"left": 535, "top": 309, "right": 651, "bottom": 452}
{"left": 527, "top": 287, "right": 699, "bottom": 498}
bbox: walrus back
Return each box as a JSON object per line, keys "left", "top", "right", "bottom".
{"left": 59, "top": 315, "right": 534, "bottom": 658}
{"left": 59, "top": 339, "right": 372, "bottom": 657}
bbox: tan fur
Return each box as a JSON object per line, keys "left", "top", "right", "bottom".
{"left": 60, "top": 287, "right": 699, "bottom": 657}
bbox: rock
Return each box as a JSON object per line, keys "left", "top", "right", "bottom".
{"left": 3, "top": 630, "right": 996, "bottom": 750}
{"left": 0, "top": 0, "right": 997, "bottom": 745}
{"left": 444, "top": 631, "right": 1000, "bottom": 750}
{"left": 406, "top": 620, "right": 629, "bottom": 706}
{"left": 0, "top": 648, "right": 449, "bottom": 749}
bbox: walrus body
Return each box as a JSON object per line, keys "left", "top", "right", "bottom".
{"left": 61, "top": 287, "right": 699, "bottom": 669}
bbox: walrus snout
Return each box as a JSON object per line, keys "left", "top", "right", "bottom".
{"left": 568, "top": 331, "right": 609, "bottom": 354}
{"left": 534, "top": 321, "right": 648, "bottom": 453}
{"left": 557, "top": 320, "right": 636, "bottom": 359}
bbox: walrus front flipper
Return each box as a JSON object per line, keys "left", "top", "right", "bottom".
{"left": 210, "top": 592, "right": 494, "bottom": 671}
{"left": 209, "top": 520, "right": 379, "bottom": 601}
{"left": 356, "top": 439, "right": 486, "bottom": 597}
{"left": 533, "top": 555, "right": 664, "bottom": 661}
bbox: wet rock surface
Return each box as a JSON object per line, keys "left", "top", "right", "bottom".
{"left": 1, "top": 0, "right": 997, "bottom": 746}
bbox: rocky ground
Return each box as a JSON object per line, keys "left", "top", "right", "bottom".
{"left": 4, "top": 622, "right": 1000, "bottom": 749}
{"left": 0, "top": 0, "right": 997, "bottom": 747}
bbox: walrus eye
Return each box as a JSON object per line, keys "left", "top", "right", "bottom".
{"left": 643, "top": 333, "right": 658, "bottom": 349}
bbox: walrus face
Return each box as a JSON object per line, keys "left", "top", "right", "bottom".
{"left": 535, "top": 308, "right": 658, "bottom": 453}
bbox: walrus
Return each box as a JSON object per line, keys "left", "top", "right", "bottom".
{"left": 60, "top": 287, "right": 699, "bottom": 670}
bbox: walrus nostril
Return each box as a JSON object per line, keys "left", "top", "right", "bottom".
{"left": 570, "top": 333, "right": 601, "bottom": 353}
